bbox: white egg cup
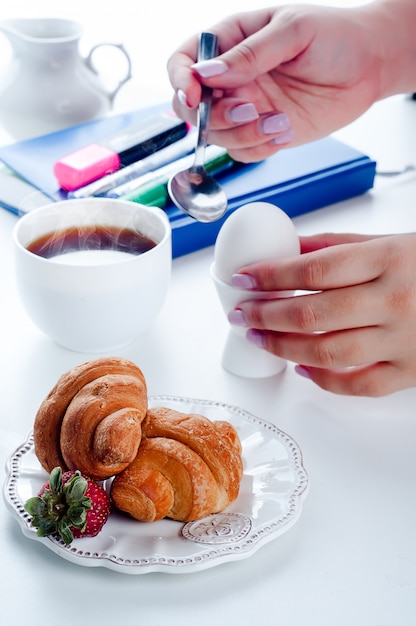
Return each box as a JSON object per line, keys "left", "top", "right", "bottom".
{"left": 211, "top": 264, "right": 293, "bottom": 378}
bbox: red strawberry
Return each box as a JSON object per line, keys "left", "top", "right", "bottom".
{"left": 25, "top": 466, "right": 111, "bottom": 545}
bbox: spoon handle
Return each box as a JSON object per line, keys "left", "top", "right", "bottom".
{"left": 193, "top": 32, "right": 219, "bottom": 169}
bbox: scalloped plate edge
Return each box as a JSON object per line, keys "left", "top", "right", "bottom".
{"left": 3, "top": 396, "right": 309, "bottom": 574}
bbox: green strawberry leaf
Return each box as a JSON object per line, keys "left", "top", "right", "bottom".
{"left": 49, "top": 466, "right": 63, "bottom": 494}
{"left": 24, "top": 497, "right": 47, "bottom": 517}
{"left": 57, "top": 522, "right": 74, "bottom": 545}
{"left": 35, "top": 518, "right": 58, "bottom": 537}
{"left": 67, "top": 506, "right": 87, "bottom": 528}
{"left": 64, "top": 474, "right": 88, "bottom": 504}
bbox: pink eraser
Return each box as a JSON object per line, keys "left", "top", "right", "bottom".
{"left": 53, "top": 143, "right": 121, "bottom": 191}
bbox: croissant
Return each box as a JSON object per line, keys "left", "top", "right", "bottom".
{"left": 34, "top": 357, "right": 147, "bottom": 480}
{"left": 111, "top": 406, "right": 243, "bottom": 522}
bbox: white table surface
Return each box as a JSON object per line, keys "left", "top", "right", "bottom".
{"left": 1, "top": 2, "right": 416, "bottom": 625}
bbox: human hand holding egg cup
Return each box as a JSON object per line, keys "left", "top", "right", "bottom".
{"left": 224, "top": 222, "right": 416, "bottom": 398}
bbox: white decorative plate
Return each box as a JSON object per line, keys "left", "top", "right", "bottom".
{"left": 3, "top": 396, "right": 309, "bottom": 574}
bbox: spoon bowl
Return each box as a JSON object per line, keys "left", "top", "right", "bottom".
{"left": 168, "top": 164, "right": 227, "bottom": 223}
{"left": 168, "top": 32, "right": 228, "bottom": 223}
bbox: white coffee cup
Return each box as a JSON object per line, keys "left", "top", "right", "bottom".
{"left": 13, "top": 198, "right": 171, "bottom": 352}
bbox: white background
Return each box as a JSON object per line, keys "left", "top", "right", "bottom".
{"left": 1, "top": 2, "right": 415, "bottom": 626}
{"left": 0, "top": 0, "right": 370, "bottom": 129}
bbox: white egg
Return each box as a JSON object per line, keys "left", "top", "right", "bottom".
{"left": 213, "top": 201, "right": 300, "bottom": 284}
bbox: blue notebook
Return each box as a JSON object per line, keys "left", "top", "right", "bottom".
{"left": 0, "top": 104, "right": 376, "bottom": 258}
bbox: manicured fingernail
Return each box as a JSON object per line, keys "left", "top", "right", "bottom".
{"left": 295, "top": 364, "right": 311, "bottom": 380}
{"left": 246, "top": 328, "right": 266, "bottom": 348}
{"left": 260, "top": 113, "right": 291, "bottom": 135}
{"left": 191, "top": 59, "right": 228, "bottom": 78}
{"left": 177, "top": 89, "right": 190, "bottom": 107}
{"left": 231, "top": 273, "right": 257, "bottom": 289}
{"left": 228, "top": 309, "right": 248, "bottom": 327}
{"left": 227, "top": 103, "right": 259, "bottom": 124}
{"left": 272, "top": 128, "right": 295, "bottom": 145}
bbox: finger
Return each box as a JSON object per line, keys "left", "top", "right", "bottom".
{"left": 294, "top": 362, "right": 411, "bottom": 397}
{"left": 171, "top": 90, "right": 198, "bottom": 126}
{"left": 207, "top": 109, "right": 294, "bottom": 161}
{"left": 167, "top": 10, "right": 276, "bottom": 107}
{"left": 172, "top": 89, "right": 294, "bottom": 161}
{"left": 250, "top": 326, "right": 392, "bottom": 370}
{"left": 192, "top": 9, "right": 310, "bottom": 90}
{"left": 236, "top": 282, "right": 386, "bottom": 333}
{"left": 225, "top": 132, "right": 294, "bottom": 163}
{"left": 237, "top": 237, "right": 390, "bottom": 291}
{"left": 168, "top": 42, "right": 203, "bottom": 110}
{"left": 299, "top": 232, "right": 380, "bottom": 254}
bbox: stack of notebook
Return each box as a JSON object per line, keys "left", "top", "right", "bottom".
{"left": 0, "top": 104, "right": 376, "bottom": 258}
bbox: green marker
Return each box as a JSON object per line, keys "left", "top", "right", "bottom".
{"left": 116, "top": 146, "right": 235, "bottom": 208}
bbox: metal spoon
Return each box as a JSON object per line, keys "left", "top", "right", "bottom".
{"left": 168, "top": 32, "right": 228, "bottom": 223}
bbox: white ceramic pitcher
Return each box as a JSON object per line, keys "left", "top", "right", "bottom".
{"left": 0, "top": 18, "right": 132, "bottom": 138}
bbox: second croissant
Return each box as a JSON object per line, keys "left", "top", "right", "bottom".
{"left": 111, "top": 406, "right": 243, "bottom": 522}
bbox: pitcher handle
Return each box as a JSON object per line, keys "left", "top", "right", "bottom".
{"left": 84, "top": 43, "right": 133, "bottom": 104}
